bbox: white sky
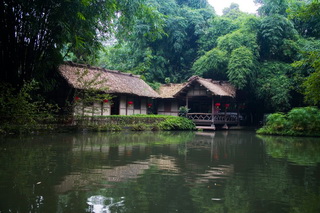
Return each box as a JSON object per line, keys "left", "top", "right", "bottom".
{"left": 207, "top": 0, "right": 260, "bottom": 15}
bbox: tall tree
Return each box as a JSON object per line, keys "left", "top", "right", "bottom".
{"left": 99, "top": 0, "right": 215, "bottom": 83}
{"left": 0, "top": 0, "right": 160, "bottom": 88}
{"left": 255, "top": 0, "right": 289, "bottom": 16}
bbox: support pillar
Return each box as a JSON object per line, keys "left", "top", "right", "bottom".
{"left": 211, "top": 96, "right": 215, "bottom": 129}
{"left": 222, "top": 104, "right": 228, "bottom": 129}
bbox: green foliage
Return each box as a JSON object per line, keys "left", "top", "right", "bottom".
{"left": 74, "top": 115, "right": 196, "bottom": 131}
{"left": 296, "top": 50, "right": 320, "bottom": 105}
{"left": 303, "top": 68, "right": 320, "bottom": 105}
{"left": 287, "top": 107, "right": 320, "bottom": 133}
{"left": 72, "top": 68, "right": 112, "bottom": 116}
{"left": 198, "top": 17, "right": 239, "bottom": 53}
{"left": 158, "top": 117, "right": 196, "bottom": 130}
{"left": 1, "top": 0, "right": 162, "bottom": 87}
{"left": 87, "top": 124, "right": 123, "bottom": 132}
{"left": 98, "top": 0, "right": 215, "bottom": 83}
{"left": 255, "top": 0, "right": 289, "bottom": 16}
{"left": 264, "top": 113, "right": 289, "bottom": 132}
{"left": 192, "top": 48, "right": 228, "bottom": 79}
{"left": 257, "top": 107, "right": 320, "bottom": 136}
{"left": 227, "top": 46, "right": 255, "bottom": 89}
{"left": 131, "top": 123, "right": 148, "bottom": 131}
{"left": 258, "top": 15, "right": 298, "bottom": 61}
{"left": 255, "top": 61, "right": 293, "bottom": 111}
{"left": 0, "top": 81, "right": 59, "bottom": 134}
{"left": 260, "top": 135, "right": 320, "bottom": 166}
{"left": 217, "top": 30, "right": 259, "bottom": 56}
{"left": 287, "top": 0, "right": 320, "bottom": 38}
{"left": 222, "top": 3, "right": 246, "bottom": 20}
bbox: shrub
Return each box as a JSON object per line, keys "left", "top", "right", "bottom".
{"left": 287, "top": 107, "right": 320, "bottom": 133}
{"left": 158, "top": 117, "right": 195, "bottom": 131}
{"left": 131, "top": 123, "right": 148, "bottom": 131}
{"left": 257, "top": 107, "right": 320, "bottom": 136}
{"left": 0, "top": 81, "right": 59, "bottom": 134}
{"left": 266, "top": 113, "right": 288, "bottom": 131}
{"left": 74, "top": 115, "right": 196, "bottom": 131}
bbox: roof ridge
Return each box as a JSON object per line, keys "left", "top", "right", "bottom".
{"left": 64, "top": 61, "right": 141, "bottom": 78}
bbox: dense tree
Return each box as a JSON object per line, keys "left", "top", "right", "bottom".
{"left": 254, "top": 0, "right": 289, "bottom": 16}
{"left": 192, "top": 48, "right": 228, "bottom": 79}
{"left": 197, "top": 17, "right": 239, "bottom": 54}
{"left": 98, "top": 0, "right": 215, "bottom": 83}
{"left": 227, "top": 47, "right": 255, "bottom": 90}
{"left": 255, "top": 61, "right": 293, "bottom": 111}
{"left": 0, "top": 0, "right": 161, "bottom": 88}
{"left": 258, "top": 15, "right": 298, "bottom": 61}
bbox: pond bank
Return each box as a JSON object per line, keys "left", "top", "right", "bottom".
{"left": 0, "top": 115, "right": 196, "bottom": 136}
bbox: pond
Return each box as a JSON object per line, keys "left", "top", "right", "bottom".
{"left": 0, "top": 131, "right": 320, "bottom": 213}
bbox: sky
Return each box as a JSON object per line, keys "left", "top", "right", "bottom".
{"left": 207, "top": 0, "right": 260, "bottom": 15}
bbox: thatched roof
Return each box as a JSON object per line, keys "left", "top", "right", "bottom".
{"left": 158, "top": 76, "right": 236, "bottom": 98}
{"left": 157, "top": 83, "right": 187, "bottom": 98}
{"left": 59, "top": 62, "right": 160, "bottom": 98}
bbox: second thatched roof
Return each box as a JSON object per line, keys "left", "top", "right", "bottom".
{"left": 59, "top": 62, "right": 160, "bottom": 98}
{"left": 158, "top": 76, "right": 236, "bottom": 98}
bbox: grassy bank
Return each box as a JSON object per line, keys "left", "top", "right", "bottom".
{"left": 0, "top": 115, "right": 196, "bottom": 135}
{"left": 73, "top": 114, "right": 196, "bottom": 132}
{"left": 257, "top": 107, "right": 320, "bottom": 137}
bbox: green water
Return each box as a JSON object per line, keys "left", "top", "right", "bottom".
{"left": 0, "top": 131, "right": 319, "bottom": 213}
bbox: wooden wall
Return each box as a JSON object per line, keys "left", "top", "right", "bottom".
{"left": 73, "top": 95, "right": 150, "bottom": 116}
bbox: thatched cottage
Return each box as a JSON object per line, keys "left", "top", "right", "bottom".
{"left": 157, "top": 76, "right": 238, "bottom": 128}
{"left": 59, "top": 62, "right": 159, "bottom": 116}
{"left": 59, "top": 63, "right": 240, "bottom": 128}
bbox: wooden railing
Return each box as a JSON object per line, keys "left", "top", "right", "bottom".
{"left": 186, "top": 113, "right": 238, "bottom": 125}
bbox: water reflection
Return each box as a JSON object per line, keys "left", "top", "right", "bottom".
{"left": 0, "top": 131, "right": 320, "bottom": 213}
{"left": 86, "top": 195, "right": 125, "bottom": 213}
{"left": 259, "top": 135, "right": 320, "bottom": 166}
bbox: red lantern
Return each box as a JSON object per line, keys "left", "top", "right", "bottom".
{"left": 75, "top": 96, "right": 80, "bottom": 101}
{"left": 103, "top": 99, "right": 109, "bottom": 103}
{"left": 128, "top": 101, "right": 133, "bottom": 105}
{"left": 215, "top": 103, "right": 221, "bottom": 108}
{"left": 225, "top": 104, "right": 230, "bottom": 108}
{"left": 147, "top": 103, "right": 152, "bottom": 108}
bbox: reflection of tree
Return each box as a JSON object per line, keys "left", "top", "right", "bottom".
{"left": 2, "top": 132, "right": 320, "bottom": 212}
{"left": 223, "top": 153, "right": 320, "bottom": 213}
{"left": 0, "top": 135, "right": 74, "bottom": 212}
{"left": 259, "top": 135, "right": 320, "bottom": 165}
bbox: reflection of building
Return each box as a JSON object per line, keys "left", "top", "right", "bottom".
{"left": 55, "top": 156, "right": 179, "bottom": 193}
{"left": 55, "top": 162, "right": 149, "bottom": 193}
{"left": 55, "top": 132, "right": 245, "bottom": 194}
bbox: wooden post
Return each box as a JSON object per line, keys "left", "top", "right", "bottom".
{"left": 211, "top": 95, "right": 215, "bottom": 129}
{"left": 223, "top": 104, "right": 228, "bottom": 129}
{"left": 125, "top": 96, "right": 128, "bottom": 115}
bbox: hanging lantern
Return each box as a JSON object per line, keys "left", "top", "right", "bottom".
{"left": 75, "top": 96, "right": 80, "bottom": 101}
{"left": 128, "top": 101, "right": 134, "bottom": 106}
{"left": 225, "top": 103, "right": 230, "bottom": 108}
{"left": 103, "top": 99, "right": 109, "bottom": 103}
{"left": 215, "top": 103, "right": 221, "bottom": 108}
{"left": 147, "top": 103, "right": 152, "bottom": 108}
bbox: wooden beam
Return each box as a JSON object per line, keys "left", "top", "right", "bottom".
{"left": 211, "top": 96, "right": 215, "bottom": 128}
